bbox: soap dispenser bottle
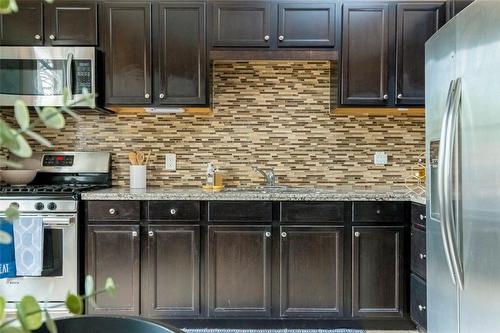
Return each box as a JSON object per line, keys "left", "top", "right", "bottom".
{"left": 206, "top": 163, "right": 215, "bottom": 187}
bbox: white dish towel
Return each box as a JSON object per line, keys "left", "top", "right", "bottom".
{"left": 13, "top": 217, "right": 44, "bottom": 276}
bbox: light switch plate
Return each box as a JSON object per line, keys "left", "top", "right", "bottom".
{"left": 165, "top": 153, "right": 176, "bottom": 171}
{"left": 374, "top": 152, "right": 388, "bottom": 166}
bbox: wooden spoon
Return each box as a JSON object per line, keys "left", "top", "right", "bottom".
{"left": 128, "top": 152, "right": 138, "bottom": 165}
{"left": 145, "top": 150, "right": 152, "bottom": 165}
{"left": 136, "top": 151, "right": 145, "bottom": 165}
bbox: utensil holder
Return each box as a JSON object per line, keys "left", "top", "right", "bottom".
{"left": 130, "top": 165, "right": 147, "bottom": 189}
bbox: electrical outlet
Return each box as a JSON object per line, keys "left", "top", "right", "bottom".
{"left": 165, "top": 153, "right": 176, "bottom": 171}
{"left": 374, "top": 152, "right": 388, "bottom": 166}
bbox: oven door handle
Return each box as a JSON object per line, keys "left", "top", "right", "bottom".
{"left": 66, "top": 52, "right": 74, "bottom": 101}
{"left": 43, "top": 217, "right": 74, "bottom": 226}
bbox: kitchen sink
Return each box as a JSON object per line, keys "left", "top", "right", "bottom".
{"left": 223, "top": 186, "right": 323, "bottom": 193}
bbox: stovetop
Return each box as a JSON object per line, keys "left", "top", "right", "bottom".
{"left": 0, "top": 184, "right": 107, "bottom": 196}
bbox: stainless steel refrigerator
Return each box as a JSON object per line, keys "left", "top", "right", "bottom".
{"left": 425, "top": 0, "right": 500, "bottom": 332}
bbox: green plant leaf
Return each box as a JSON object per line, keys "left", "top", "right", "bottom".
{"left": 44, "top": 310, "right": 57, "bottom": 333}
{"left": 0, "top": 120, "right": 18, "bottom": 150}
{"left": 6, "top": 130, "right": 32, "bottom": 158}
{"left": 0, "top": 230, "right": 12, "bottom": 245}
{"left": 65, "top": 294, "right": 83, "bottom": 315}
{"left": 61, "top": 107, "right": 82, "bottom": 121}
{"left": 84, "top": 275, "right": 94, "bottom": 297}
{"left": 39, "top": 107, "right": 65, "bottom": 129}
{"left": 0, "top": 296, "right": 5, "bottom": 324}
{"left": 0, "top": 0, "right": 17, "bottom": 14}
{"left": 104, "top": 278, "right": 116, "bottom": 296}
{"left": 5, "top": 204, "right": 19, "bottom": 222}
{"left": 16, "top": 296, "right": 43, "bottom": 331}
{"left": 14, "top": 100, "right": 30, "bottom": 130}
{"left": 25, "top": 130, "right": 53, "bottom": 148}
{"left": 0, "top": 159, "right": 22, "bottom": 169}
{"left": 0, "top": 326, "right": 23, "bottom": 333}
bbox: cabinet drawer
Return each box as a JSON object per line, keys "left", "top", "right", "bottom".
{"left": 410, "top": 273, "right": 427, "bottom": 330}
{"left": 352, "top": 202, "right": 405, "bottom": 223}
{"left": 411, "top": 225, "right": 426, "bottom": 279}
{"left": 208, "top": 201, "right": 272, "bottom": 222}
{"left": 87, "top": 201, "right": 140, "bottom": 221}
{"left": 411, "top": 203, "right": 427, "bottom": 228}
{"left": 280, "top": 202, "right": 344, "bottom": 223}
{"left": 148, "top": 201, "right": 200, "bottom": 222}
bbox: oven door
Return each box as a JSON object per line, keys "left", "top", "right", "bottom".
{"left": 0, "top": 46, "right": 95, "bottom": 107}
{"left": 0, "top": 213, "right": 78, "bottom": 304}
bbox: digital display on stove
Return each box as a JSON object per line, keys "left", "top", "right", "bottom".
{"left": 43, "top": 154, "right": 74, "bottom": 167}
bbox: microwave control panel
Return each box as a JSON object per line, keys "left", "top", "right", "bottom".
{"left": 74, "top": 60, "right": 92, "bottom": 94}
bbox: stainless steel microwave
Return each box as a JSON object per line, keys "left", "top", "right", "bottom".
{"left": 0, "top": 46, "right": 107, "bottom": 111}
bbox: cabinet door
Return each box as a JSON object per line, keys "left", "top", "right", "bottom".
{"left": 212, "top": 2, "right": 272, "bottom": 47}
{"left": 277, "top": 2, "right": 335, "bottom": 48}
{"left": 208, "top": 225, "right": 272, "bottom": 317}
{"left": 103, "top": 2, "right": 152, "bottom": 105}
{"left": 45, "top": 1, "right": 97, "bottom": 46}
{"left": 158, "top": 2, "right": 206, "bottom": 105}
{"left": 0, "top": 0, "right": 43, "bottom": 46}
{"left": 352, "top": 226, "right": 404, "bottom": 318}
{"left": 280, "top": 226, "right": 343, "bottom": 317}
{"left": 341, "top": 3, "right": 390, "bottom": 105}
{"left": 449, "top": 0, "right": 473, "bottom": 17}
{"left": 395, "top": 2, "right": 445, "bottom": 105}
{"left": 144, "top": 225, "right": 200, "bottom": 317}
{"left": 86, "top": 225, "right": 140, "bottom": 315}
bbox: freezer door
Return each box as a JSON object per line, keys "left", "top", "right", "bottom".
{"left": 425, "top": 13, "right": 460, "bottom": 333}
{"left": 455, "top": 1, "right": 500, "bottom": 332}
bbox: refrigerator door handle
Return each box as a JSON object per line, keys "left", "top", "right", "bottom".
{"left": 446, "top": 77, "right": 465, "bottom": 290}
{"left": 438, "top": 79, "right": 458, "bottom": 286}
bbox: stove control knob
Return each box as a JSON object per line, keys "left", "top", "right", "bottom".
{"left": 35, "top": 202, "right": 45, "bottom": 211}
{"left": 47, "top": 202, "right": 57, "bottom": 211}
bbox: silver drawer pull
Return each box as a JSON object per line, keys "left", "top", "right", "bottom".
{"left": 132, "top": 231, "right": 138, "bottom": 237}
{"left": 148, "top": 231, "right": 154, "bottom": 237}
{"left": 420, "top": 253, "right": 427, "bottom": 260}
{"left": 419, "top": 214, "right": 426, "bottom": 220}
{"left": 354, "top": 231, "right": 360, "bottom": 237}
{"left": 109, "top": 208, "right": 116, "bottom": 215}
{"left": 264, "top": 35, "right": 270, "bottom": 41}
{"left": 418, "top": 304, "right": 426, "bottom": 311}
{"left": 170, "top": 208, "right": 177, "bottom": 215}
{"left": 281, "top": 232, "right": 287, "bottom": 238}
{"left": 34, "top": 34, "right": 41, "bottom": 40}
{"left": 265, "top": 231, "right": 271, "bottom": 238}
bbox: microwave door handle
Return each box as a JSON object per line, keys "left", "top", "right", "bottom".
{"left": 438, "top": 79, "right": 458, "bottom": 286}
{"left": 446, "top": 77, "right": 465, "bottom": 290}
{"left": 66, "top": 52, "right": 73, "bottom": 101}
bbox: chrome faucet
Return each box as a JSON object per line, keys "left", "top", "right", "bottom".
{"left": 252, "top": 166, "right": 276, "bottom": 187}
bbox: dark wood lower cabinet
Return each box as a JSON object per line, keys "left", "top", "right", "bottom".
{"left": 279, "top": 226, "right": 343, "bottom": 317}
{"left": 352, "top": 226, "right": 405, "bottom": 318}
{"left": 143, "top": 225, "right": 201, "bottom": 318}
{"left": 86, "top": 224, "right": 140, "bottom": 315}
{"left": 207, "top": 225, "right": 272, "bottom": 317}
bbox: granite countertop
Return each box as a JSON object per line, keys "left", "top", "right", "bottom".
{"left": 81, "top": 186, "right": 426, "bottom": 205}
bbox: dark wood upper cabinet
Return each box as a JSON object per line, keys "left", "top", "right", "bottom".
{"left": 207, "top": 225, "right": 272, "bottom": 317}
{"left": 277, "top": 2, "right": 335, "bottom": 48}
{"left": 341, "top": 3, "right": 390, "bottom": 105}
{"left": 158, "top": 2, "right": 206, "bottom": 105}
{"left": 143, "top": 225, "right": 200, "bottom": 318}
{"left": 45, "top": 1, "right": 98, "bottom": 46}
{"left": 279, "top": 226, "right": 343, "bottom": 317}
{"left": 212, "top": 2, "right": 272, "bottom": 47}
{"left": 449, "top": 0, "right": 473, "bottom": 17}
{"left": 352, "top": 226, "right": 404, "bottom": 318}
{"left": 0, "top": 0, "right": 44, "bottom": 46}
{"left": 86, "top": 224, "right": 140, "bottom": 316}
{"left": 395, "top": 2, "right": 445, "bottom": 105}
{"left": 103, "top": 2, "right": 152, "bottom": 105}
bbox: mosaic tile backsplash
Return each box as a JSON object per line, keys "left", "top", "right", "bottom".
{"left": 3, "top": 61, "right": 425, "bottom": 188}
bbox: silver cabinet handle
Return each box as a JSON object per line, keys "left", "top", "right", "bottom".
{"left": 148, "top": 231, "right": 154, "bottom": 237}
{"left": 170, "top": 208, "right": 177, "bottom": 215}
{"left": 383, "top": 94, "right": 389, "bottom": 100}
{"left": 159, "top": 93, "right": 165, "bottom": 99}
{"left": 419, "top": 214, "right": 426, "bottom": 220}
{"left": 418, "top": 305, "right": 426, "bottom": 311}
{"left": 419, "top": 253, "right": 427, "bottom": 260}
{"left": 265, "top": 231, "right": 271, "bottom": 238}
{"left": 145, "top": 93, "right": 150, "bottom": 99}
{"left": 35, "top": 34, "right": 41, "bottom": 40}
{"left": 132, "top": 231, "right": 138, "bottom": 237}
{"left": 376, "top": 209, "right": 381, "bottom": 214}
{"left": 278, "top": 35, "right": 284, "bottom": 41}
{"left": 264, "top": 35, "right": 270, "bottom": 41}
{"left": 354, "top": 231, "right": 360, "bottom": 237}
{"left": 397, "top": 94, "right": 403, "bottom": 99}
{"left": 49, "top": 34, "right": 56, "bottom": 40}
{"left": 66, "top": 52, "right": 73, "bottom": 100}
{"left": 281, "top": 232, "right": 287, "bottom": 238}
{"left": 109, "top": 208, "right": 116, "bottom": 215}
